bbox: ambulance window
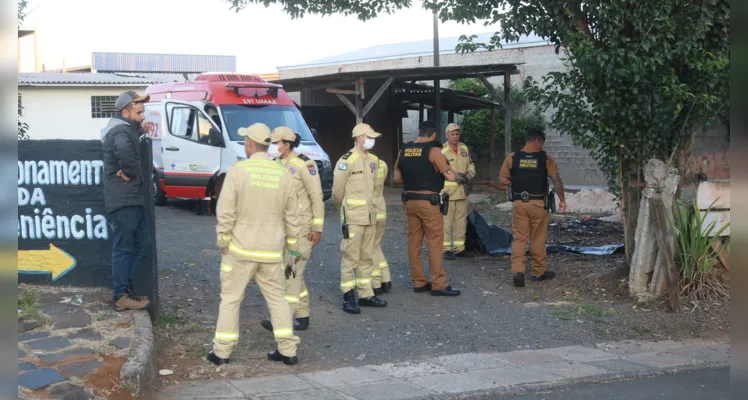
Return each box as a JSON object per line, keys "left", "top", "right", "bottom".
{"left": 205, "top": 105, "right": 222, "bottom": 131}
{"left": 166, "top": 104, "right": 198, "bottom": 141}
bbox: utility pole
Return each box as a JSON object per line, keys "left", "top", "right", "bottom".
{"left": 433, "top": 9, "right": 441, "bottom": 141}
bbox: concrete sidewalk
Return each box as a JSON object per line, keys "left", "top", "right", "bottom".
{"left": 157, "top": 338, "right": 729, "bottom": 400}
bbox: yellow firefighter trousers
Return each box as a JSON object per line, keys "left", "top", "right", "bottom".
{"left": 372, "top": 218, "right": 391, "bottom": 288}
{"left": 213, "top": 252, "right": 300, "bottom": 359}
{"left": 443, "top": 199, "right": 468, "bottom": 253}
{"left": 340, "top": 223, "right": 376, "bottom": 298}
{"left": 285, "top": 228, "right": 313, "bottom": 319}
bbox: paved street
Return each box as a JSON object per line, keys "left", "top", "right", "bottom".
{"left": 152, "top": 190, "right": 728, "bottom": 382}
{"left": 156, "top": 339, "right": 729, "bottom": 399}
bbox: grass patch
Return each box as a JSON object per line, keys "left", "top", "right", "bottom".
{"left": 185, "top": 347, "right": 209, "bottom": 359}
{"left": 156, "top": 314, "right": 181, "bottom": 328}
{"left": 632, "top": 325, "right": 652, "bottom": 335}
{"left": 580, "top": 304, "right": 606, "bottom": 317}
{"left": 553, "top": 310, "right": 573, "bottom": 321}
{"left": 186, "top": 323, "right": 202, "bottom": 332}
{"left": 18, "top": 289, "right": 42, "bottom": 320}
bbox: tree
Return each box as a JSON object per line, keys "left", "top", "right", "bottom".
{"left": 226, "top": 0, "right": 730, "bottom": 263}
{"left": 448, "top": 79, "right": 545, "bottom": 157}
{"left": 18, "top": 0, "right": 30, "bottom": 140}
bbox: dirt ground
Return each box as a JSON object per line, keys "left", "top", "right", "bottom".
{"left": 152, "top": 187, "right": 729, "bottom": 388}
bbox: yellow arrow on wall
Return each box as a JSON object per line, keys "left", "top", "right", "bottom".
{"left": 18, "top": 244, "right": 77, "bottom": 281}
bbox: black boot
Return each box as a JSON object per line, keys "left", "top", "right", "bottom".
{"left": 381, "top": 281, "right": 393, "bottom": 293}
{"left": 268, "top": 349, "right": 298, "bottom": 365}
{"left": 530, "top": 271, "right": 556, "bottom": 282}
{"left": 295, "top": 317, "right": 309, "bottom": 331}
{"left": 373, "top": 287, "right": 383, "bottom": 295}
{"left": 207, "top": 350, "right": 230, "bottom": 366}
{"left": 260, "top": 320, "right": 273, "bottom": 332}
{"left": 513, "top": 272, "right": 525, "bottom": 287}
{"left": 359, "top": 296, "right": 387, "bottom": 307}
{"left": 443, "top": 251, "right": 456, "bottom": 260}
{"left": 343, "top": 290, "right": 360, "bottom": 314}
{"left": 456, "top": 250, "right": 475, "bottom": 258}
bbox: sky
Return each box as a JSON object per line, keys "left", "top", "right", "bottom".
{"left": 18, "top": 0, "right": 500, "bottom": 73}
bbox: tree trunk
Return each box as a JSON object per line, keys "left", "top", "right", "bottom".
{"left": 619, "top": 161, "right": 641, "bottom": 265}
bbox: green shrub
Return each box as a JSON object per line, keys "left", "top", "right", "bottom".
{"left": 667, "top": 198, "right": 729, "bottom": 301}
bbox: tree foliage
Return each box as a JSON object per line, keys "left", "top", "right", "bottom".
{"left": 448, "top": 79, "right": 545, "bottom": 157}
{"left": 18, "top": 0, "right": 29, "bottom": 140}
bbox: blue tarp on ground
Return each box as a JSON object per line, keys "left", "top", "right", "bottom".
{"left": 465, "top": 210, "right": 624, "bottom": 256}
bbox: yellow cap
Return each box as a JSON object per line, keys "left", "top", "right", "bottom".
{"left": 271, "top": 126, "right": 296, "bottom": 142}
{"left": 237, "top": 123, "right": 271, "bottom": 145}
{"left": 352, "top": 123, "right": 381, "bottom": 138}
{"left": 446, "top": 123, "right": 462, "bottom": 133}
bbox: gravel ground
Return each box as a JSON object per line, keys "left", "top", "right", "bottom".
{"left": 153, "top": 192, "right": 729, "bottom": 385}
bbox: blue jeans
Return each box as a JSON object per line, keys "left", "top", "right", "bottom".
{"left": 110, "top": 206, "right": 152, "bottom": 300}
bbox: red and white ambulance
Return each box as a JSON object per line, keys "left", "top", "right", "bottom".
{"left": 142, "top": 73, "right": 332, "bottom": 206}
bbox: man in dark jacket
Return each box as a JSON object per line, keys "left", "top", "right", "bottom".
{"left": 101, "top": 91, "right": 152, "bottom": 311}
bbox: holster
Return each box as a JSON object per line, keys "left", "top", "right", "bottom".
{"left": 545, "top": 190, "right": 557, "bottom": 212}
{"left": 440, "top": 193, "right": 449, "bottom": 215}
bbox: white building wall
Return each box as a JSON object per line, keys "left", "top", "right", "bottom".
{"left": 19, "top": 86, "right": 148, "bottom": 140}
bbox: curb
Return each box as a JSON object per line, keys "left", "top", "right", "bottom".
{"left": 120, "top": 310, "right": 158, "bottom": 399}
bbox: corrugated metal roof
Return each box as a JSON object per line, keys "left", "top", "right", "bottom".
{"left": 92, "top": 52, "right": 236, "bottom": 73}
{"left": 18, "top": 72, "right": 201, "bottom": 86}
{"left": 280, "top": 32, "right": 548, "bottom": 70}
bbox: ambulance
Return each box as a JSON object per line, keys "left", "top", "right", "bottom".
{"left": 142, "top": 73, "right": 332, "bottom": 206}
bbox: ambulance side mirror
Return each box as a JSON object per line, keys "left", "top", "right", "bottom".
{"left": 209, "top": 127, "right": 225, "bottom": 147}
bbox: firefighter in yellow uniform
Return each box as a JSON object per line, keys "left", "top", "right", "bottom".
{"left": 371, "top": 158, "right": 392, "bottom": 294}
{"left": 441, "top": 123, "right": 476, "bottom": 260}
{"left": 333, "top": 123, "right": 388, "bottom": 314}
{"left": 208, "top": 123, "right": 302, "bottom": 366}
{"left": 260, "top": 127, "right": 324, "bottom": 332}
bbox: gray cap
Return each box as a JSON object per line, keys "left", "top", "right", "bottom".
{"left": 115, "top": 91, "right": 150, "bottom": 111}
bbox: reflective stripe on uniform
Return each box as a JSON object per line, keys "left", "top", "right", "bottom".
{"left": 273, "top": 328, "right": 293, "bottom": 338}
{"left": 345, "top": 232, "right": 356, "bottom": 239}
{"left": 346, "top": 199, "right": 367, "bottom": 206}
{"left": 228, "top": 243, "right": 282, "bottom": 260}
{"left": 341, "top": 280, "right": 356, "bottom": 290}
{"left": 299, "top": 290, "right": 309, "bottom": 299}
{"left": 443, "top": 242, "right": 452, "bottom": 246}
{"left": 379, "top": 261, "right": 389, "bottom": 269}
{"left": 215, "top": 331, "right": 239, "bottom": 341}
{"left": 444, "top": 181, "right": 459, "bottom": 187}
{"left": 218, "top": 233, "right": 232, "bottom": 241}
{"left": 287, "top": 237, "right": 298, "bottom": 245}
{"left": 372, "top": 269, "right": 381, "bottom": 277}
{"left": 284, "top": 295, "right": 300, "bottom": 304}
{"left": 376, "top": 212, "right": 386, "bottom": 220}
{"left": 313, "top": 218, "right": 324, "bottom": 225}
{"left": 289, "top": 158, "right": 305, "bottom": 167}
{"left": 348, "top": 153, "right": 360, "bottom": 163}
{"left": 453, "top": 241, "right": 465, "bottom": 246}
{"left": 356, "top": 278, "right": 371, "bottom": 285}
{"left": 220, "top": 263, "right": 232, "bottom": 273}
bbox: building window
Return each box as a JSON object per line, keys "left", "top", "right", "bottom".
{"left": 91, "top": 96, "right": 119, "bottom": 119}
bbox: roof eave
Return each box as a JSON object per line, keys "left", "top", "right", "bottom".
{"left": 19, "top": 83, "right": 156, "bottom": 87}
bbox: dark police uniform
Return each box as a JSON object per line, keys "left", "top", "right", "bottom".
{"left": 499, "top": 147, "right": 559, "bottom": 279}
{"left": 394, "top": 138, "right": 459, "bottom": 295}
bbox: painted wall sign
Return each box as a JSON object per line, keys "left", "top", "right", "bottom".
{"left": 18, "top": 140, "right": 113, "bottom": 285}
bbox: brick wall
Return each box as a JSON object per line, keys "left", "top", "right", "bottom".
{"left": 689, "top": 122, "right": 730, "bottom": 180}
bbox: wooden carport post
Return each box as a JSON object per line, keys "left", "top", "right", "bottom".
{"left": 329, "top": 77, "right": 395, "bottom": 124}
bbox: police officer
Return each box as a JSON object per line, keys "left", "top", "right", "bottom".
{"left": 333, "top": 123, "right": 388, "bottom": 314}
{"left": 208, "top": 123, "right": 302, "bottom": 366}
{"left": 441, "top": 123, "right": 476, "bottom": 260}
{"left": 371, "top": 157, "right": 391, "bottom": 295}
{"left": 394, "top": 120, "right": 461, "bottom": 296}
{"left": 499, "top": 128, "right": 567, "bottom": 287}
{"left": 260, "top": 127, "right": 324, "bottom": 332}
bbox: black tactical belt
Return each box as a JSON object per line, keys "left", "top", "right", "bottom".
{"left": 513, "top": 192, "right": 545, "bottom": 202}
{"left": 402, "top": 191, "right": 440, "bottom": 204}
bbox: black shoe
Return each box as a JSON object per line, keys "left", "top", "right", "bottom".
{"left": 268, "top": 349, "right": 298, "bottom": 365}
{"left": 373, "top": 287, "right": 383, "bottom": 296}
{"left": 414, "top": 282, "right": 432, "bottom": 293}
{"left": 430, "top": 286, "right": 461, "bottom": 296}
{"left": 456, "top": 250, "right": 475, "bottom": 258}
{"left": 514, "top": 272, "right": 525, "bottom": 287}
{"left": 530, "top": 271, "right": 556, "bottom": 282}
{"left": 443, "top": 251, "right": 456, "bottom": 260}
{"left": 382, "top": 281, "right": 393, "bottom": 293}
{"left": 207, "top": 350, "right": 230, "bottom": 366}
{"left": 295, "top": 317, "right": 309, "bottom": 331}
{"left": 359, "top": 296, "right": 387, "bottom": 307}
{"left": 260, "top": 320, "right": 273, "bottom": 332}
{"left": 343, "top": 290, "right": 360, "bottom": 314}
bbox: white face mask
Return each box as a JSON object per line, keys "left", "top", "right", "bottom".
{"left": 267, "top": 143, "right": 281, "bottom": 158}
{"left": 363, "top": 138, "right": 376, "bottom": 150}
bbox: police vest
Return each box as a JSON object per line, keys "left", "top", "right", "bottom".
{"left": 398, "top": 141, "right": 445, "bottom": 193}
{"left": 510, "top": 151, "right": 548, "bottom": 196}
